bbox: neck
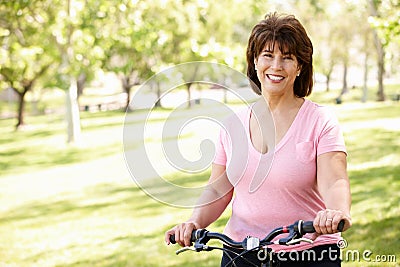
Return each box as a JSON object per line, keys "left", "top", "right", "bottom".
{"left": 261, "top": 92, "right": 303, "bottom": 113}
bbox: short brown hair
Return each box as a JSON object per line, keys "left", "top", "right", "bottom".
{"left": 246, "top": 12, "right": 313, "bottom": 97}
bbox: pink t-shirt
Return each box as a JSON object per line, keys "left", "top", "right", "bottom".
{"left": 213, "top": 99, "right": 347, "bottom": 252}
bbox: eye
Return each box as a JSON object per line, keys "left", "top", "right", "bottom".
{"left": 262, "top": 52, "right": 273, "bottom": 58}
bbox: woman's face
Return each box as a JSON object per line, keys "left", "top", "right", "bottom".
{"left": 254, "top": 42, "right": 300, "bottom": 98}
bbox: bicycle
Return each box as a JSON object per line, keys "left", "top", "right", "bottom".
{"left": 169, "top": 219, "right": 345, "bottom": 267}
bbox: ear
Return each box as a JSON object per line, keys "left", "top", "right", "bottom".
{"left": 254, "top": 58, "right": 258, "bottom": 71}
{"left": 297, "top": 64, "right": 302, "bottom": 72}
{"left": 297, "top": 65, "right": 302, "bottom": 76}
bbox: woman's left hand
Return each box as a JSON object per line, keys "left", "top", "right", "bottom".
{"left": 313, "top": 209, "right": 352, "bottom": 235}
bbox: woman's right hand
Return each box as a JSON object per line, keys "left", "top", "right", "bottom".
{"left": 164, "top": 221, "right": 200, "bottom": 247}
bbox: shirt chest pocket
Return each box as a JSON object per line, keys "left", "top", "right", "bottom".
{"left": 296, "top": 141, "right": 316, "bottom": 163}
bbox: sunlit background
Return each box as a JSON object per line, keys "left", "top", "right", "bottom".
{"left": 0, "top": 0, "right": 399, "bottom": 266}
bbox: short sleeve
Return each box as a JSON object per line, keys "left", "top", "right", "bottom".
{"left": 317, "top": 110, "right": 347, "bottom": 156}
{"left": 213, "top": 127, "right": 227, "bottom": 165}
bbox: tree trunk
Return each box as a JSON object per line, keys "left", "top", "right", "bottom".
{"left": 121, "top": 75, "right": 131, "bottom": 111}
{"left": 376, "top": 49, "right": 385, "bottom": 101}
{"left": 186, "top": 82, "right": 192, "bottom": 108}
{"left": 325, "top": 63, "right": 334, "bottom": 92}
{"left": 362, "top": 53, "right": 369, "bottom": 103}
{"left": 373, "top": 27, "right": 385, "bottom": 101}
{"left": 369, "top": 0, "right": 386, "bottom": 101}
{"left": 340, "top": 62, "right": 348, "bottom": 96}
{"left": 76, "top": 72, "right": 86, "bottom": 99}
{"left": 326, "top": 74, "right": 331, "bottom": 92}
{"left": 223, "top": 88, "right": 228, "bottom": 104}
{"left": 66, "top": 78, "right": 81, "bottom": 143}
{"left": 121, "top": 73, "right": 140, "bottom": 111}
{"left": 10, "top": 67, "right": 48, "bottom": 129}
{"left": 16, "top": 91, "right": 26, "bottom": 129}
{"left": 14, "top": 82, "right": 32, "bottom": 129}
{"left": 155, "top": 80, "right": 162, "bottom": 108}
{"left": 186, "top": 64, "right": 200, "bottom": 108}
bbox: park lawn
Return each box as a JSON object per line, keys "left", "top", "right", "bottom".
{"left": 0, "top": 94, "right": 399, "bottom": 266}
{"left": 335, "top": 102, "right": 400, "bottom": 266}
{"left": 0, "top": 110, "right": 128, "bottom": 177}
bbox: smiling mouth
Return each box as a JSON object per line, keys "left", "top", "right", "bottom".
{"left": 267, "top": 74, "right": 284, "bottom": 81}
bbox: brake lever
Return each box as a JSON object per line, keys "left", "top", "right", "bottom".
{"left": 286, "top": 237, "right": 314, "bottom": 245}
{"left": 175, "top": 246, "right": 197, "bottom": 255}
{"left": 273, "top": 237, "right": 313, "bottom": 246}
{"left": 176, "top": 244, "right": 213, "bottom": 255}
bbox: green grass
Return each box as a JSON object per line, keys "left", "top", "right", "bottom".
{"left": 0, "top": 110, "right": 125, "bottom": 177}
{"left": 0, "top": 87, "right": 399, "bottom": 266}
{"left": 334, "top": 103, "right": 400, "bottom": 267}
{"left": 310, "top": 82, "right": 400, "bottom": 105}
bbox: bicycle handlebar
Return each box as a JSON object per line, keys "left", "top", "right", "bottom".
{"left": 169, "top": 219, "right": 345, "bottom": 247}
{"left": 294, "top": 220, "right": 345, "bottom": 234}
{"left": 169, "top": 228, "right": 243, "bottom": 247}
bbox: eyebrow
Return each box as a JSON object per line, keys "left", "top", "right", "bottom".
{"left": 261, "top": 49, "right": 293, "bottom": 55}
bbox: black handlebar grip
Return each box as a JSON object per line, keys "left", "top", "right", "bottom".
{"left": 301, "top": 219, "right": 346, "bottom": 234}
{"left": 169, "top": 230, "right": 199, "bottom": 244}
{"left": 302, "top": 221, "right": 316, "bottom": 233}
{"left": 337, "top": 219, "right": 345, "bottom": 232}
{"left": 169, "top": 234, "right": 176, "bottom": 244}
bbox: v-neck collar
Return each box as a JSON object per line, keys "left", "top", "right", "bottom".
{"left": 274, "top": 98, "right": 308, "bottom": 151}
{"left": 247, "top": 98, "right": 309, "bottom": 155}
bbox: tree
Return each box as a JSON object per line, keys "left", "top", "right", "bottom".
{"left": 50, "top": 0, "right": 109, "bottom": 142}
{"left": 149, "top": 0, "right": 262, "bottom": 107}
{"left": 275, "top": 0, "right": 346, "bottom": 94}
{"left": 368, "top": 0, "right": 386, "bottom": 101}
{"left": 69, "top": 0, "right": 107, "bottom": 101}
{"left": 0, "top": 0, "right": 57, "bottom": 129}
{"left": 306, "top": 6, "right": 339, "bottom": 92}
{"left": 49, "top": 0, "right": 84, "bottom": 143}
{"left": 368, "top": 0, "right": 400, "bottom": 101}
{"left": 96, "top": 0, "right": 264, "bottom": 110}
{"left": 100, "top": 1, "right": 158, "bottom": 111}
{"left": 347, "top": 1, "right": 375, "bottom": 103}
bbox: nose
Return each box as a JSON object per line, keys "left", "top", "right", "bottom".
{"left": 271, "top": 57, "right": 283, "bottom": 70}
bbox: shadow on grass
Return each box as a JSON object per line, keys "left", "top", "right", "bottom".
{"left": 57, "top": 231, "right": 222, "bottom": 267}
{"left": 0, "top": 174, "right": 224, "bottom": 267}
{"left": 69, "top": 232, "right": 220, "bottom": 267}
{"left": 0, "top": 197, "right": 113, "bottom": 225}
{"left": 0, "top": 182, "right": 164, "bottom": 226}
{"left": 340, "top": 104, "right": 400, "bottom": 123}
{"left": 0, "top": 168, "right": 211, "bottom": 225}
{"left": 343, "top": 215, "right": 400, "bottom": 257}
{"left": 345, "top": 162, "right": 400, "bottom": 261}
{"left": 25, "top": 231, "right": 176, "bottom": 267}
{"left": 350, "top": 165, "right": 399, "bottom": 203}
{"left": 346, "top": 127, "right": 400, "bottom": 166}
{"left": 0, "top": 124, "right": 63, "bottom": 144}
{"left": 6, "top": 161, "right": 398, "bottom": 267}
{"left": 135, "top": 171, "right": 212, "bottom": 208}
{"left": 0, "top": 142, "right": 123, "bottom": 177}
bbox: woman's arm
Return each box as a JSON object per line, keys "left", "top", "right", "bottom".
{"left": 314, "top": 151, "right": 352, "bottom": 234}
{"left": 165, "top": 163, "right": 233, "bottom": 246}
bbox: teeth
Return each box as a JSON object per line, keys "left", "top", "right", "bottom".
{"left": 267, "top": 74, "right": 284, "bottom": 81}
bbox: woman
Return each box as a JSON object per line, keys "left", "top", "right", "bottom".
{"left": 165, "top": 12, "right": 351, "bottom": 266}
